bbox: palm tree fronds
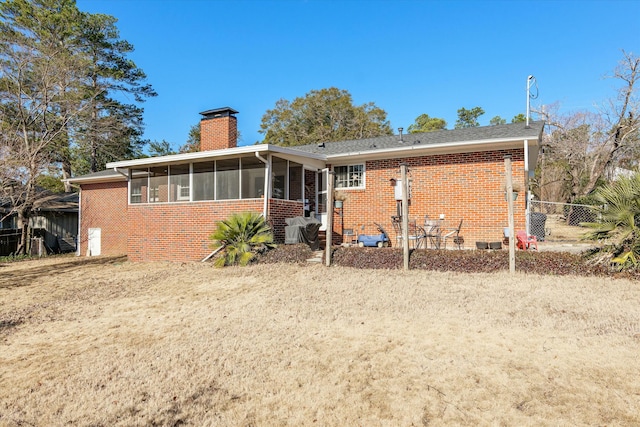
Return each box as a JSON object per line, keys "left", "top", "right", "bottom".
{"left": 209, "top": 212, "right": 275, "bottom": 267}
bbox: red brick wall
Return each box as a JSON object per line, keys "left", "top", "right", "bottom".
{"left": 79, "top": 178, "right": 305, "bottom": 261}
{"left": 80, "top": 147, "right": 527, "bottom": 261}
{"left": 79, "top": 182, "right": 128, "bottom": 256}
{"left": 335, "top": 149, "right": 527, "bottom": 247}
{"left": 127, "top": 200, "right": 263, "bottom": 262}
{"left": 200, "top": 115, "right": 237, "bottom": 151}
{"left": 268, "top": 199, "right": 304, "bottom": 242}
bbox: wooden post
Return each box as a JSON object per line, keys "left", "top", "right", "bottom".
{"left": 401, "top": 164, "right": 410, "bottom": 271}
{"left": 325, "top": 170, "right": 335, "bottom": 267}
{"left": 505, "top": 156, "right": 516, "bottom": 274}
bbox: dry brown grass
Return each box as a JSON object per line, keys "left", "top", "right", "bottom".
{"left": 1, "top": 255, "right": 639, "bottom": 426}
{"left": 543, "top": 214, "right": 590, "bottom": 242}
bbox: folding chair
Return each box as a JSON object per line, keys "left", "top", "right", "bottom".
{"left": 442, "top": 219, "right": 464, "bottom": 250}
{"left": 516, "top": 230, "right": 538, "bottom": 250}
{"left": 391, "top": 216, "right": 426, "bottom": 249}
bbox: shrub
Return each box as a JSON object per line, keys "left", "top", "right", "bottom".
{"left": 333, "top": 247, "right": 403, "bottom": 269}
{"left": 256, "top": 244, "right": 315, "bottom": 265}
{"left": 332, "top": 247, "right": 615, "bottom": 277}
{"left": 209, "top": 212, "right": 275, "bottom": 267}
{"left": 583, "top": 173, "right": 640, "bottom": 270}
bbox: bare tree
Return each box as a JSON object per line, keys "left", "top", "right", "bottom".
{"left": 0, "top": 0, "right": 89, "bottom": 253}
{"left": 536, "top": 51, "right": 640, "bottom": 202}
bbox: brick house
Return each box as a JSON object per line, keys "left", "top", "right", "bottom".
{"left": 68, "top": 107, "right": 544, "bottom": 261}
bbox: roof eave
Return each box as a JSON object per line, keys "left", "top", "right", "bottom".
{"left": 105, "top": 144, "right": 327, "bottom": 169}
{"left": 64, "top": 174, "right": 127, "bottom": 185}
{"left": 326, "top": 136, "right": 537, "bottom": 162}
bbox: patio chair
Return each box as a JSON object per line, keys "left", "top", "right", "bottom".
{"left": 423, "top": 216, "right": 442, "bottom": 249}
{"left": 391, "top": 217, "right": 426, "bottom": 249}
{"left": 516, "top": 230, "right": 538, "bottom": 250}
{"left": 442, "top": 219, "right": 464, "bottom": 250}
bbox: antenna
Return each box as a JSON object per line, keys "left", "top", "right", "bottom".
{"left": 526, "top": 75, "right": 538, "bottom": 128}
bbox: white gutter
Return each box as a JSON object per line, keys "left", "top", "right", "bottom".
{"left": 76, "top": 187, "right": 82, "bottom": 257}
{"left": 255, "top": 152, "right": 270, "bottom": 218}
{"left": 524, "top": 139, "right": 529, "bottom": 177}
{"left": 113, "top": 167, "right": 129, "bottom": 178}
{"left": 524, "top": 139, "right": 530, "bottom": 236}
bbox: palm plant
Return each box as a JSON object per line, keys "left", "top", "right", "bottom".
{"left": 209, "top": 212, "right": 275, "bottom": 267}
{"left": 583, "top": 173, "right": 640, "bottom": 269}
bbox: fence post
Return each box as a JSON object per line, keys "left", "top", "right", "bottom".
{"left": 401, "top": 164, "right": 409, "bottom": 271}
{"left": 505, "top": 156, "right": 516, "bottom": 274}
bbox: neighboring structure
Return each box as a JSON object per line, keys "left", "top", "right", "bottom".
{"left": 0, "top": 192, "right": 78, "bottom": 256}
{"left": 67, "top": 107, "right": 544, "bottom": 262}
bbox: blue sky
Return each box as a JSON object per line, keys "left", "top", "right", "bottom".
{"left": 76, "top": 0, "right": 639, "bottom": 149}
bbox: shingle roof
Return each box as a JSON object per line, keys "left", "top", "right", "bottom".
{"left": 66, "top": 169, "right": 125, "bottom": 182}
{"left": 69, "top": 121, "right": 545, "bottom": 184}
{"left": 288, "top": 121, "right": 545, "bottom": 156}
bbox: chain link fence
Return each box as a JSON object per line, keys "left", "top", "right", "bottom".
{"left": 528, "top": 201, "right": 599, "bottom": 244}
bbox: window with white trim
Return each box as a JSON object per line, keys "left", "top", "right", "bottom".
{"left": 130, "top": 180, "right": 142, "bottom": 203}
{"left": 334, "top": 164, "right": 364, "bottom": 188}
{"left": 170, "top": 164, "right": 190, "bottom": 202}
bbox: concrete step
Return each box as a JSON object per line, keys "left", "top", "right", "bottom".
{"left": 306, "top": 250, "right": 324, "bottom": 263}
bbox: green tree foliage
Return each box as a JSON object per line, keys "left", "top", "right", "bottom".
{"left": 147, "top": 140, "right": 176, "bottom": 157}
{"left": 584, "top": 173, "right": 640, "bottom": 269}
{"left": 455, "top": 106, "right": 485, "bottom": 129}
{"left": 489, "top": 116, "right": 506, "bottom": 126}
{"left": 36, "top": 170, "right": 66, "bottom": 193}
{"left": 0, "top": 0, "right": 154, "bottom": 252}
{"left": 407, "top": 113, "right": 447, "bottom": 133}
{"left": 259, "top": 87, "right": 392, "bottom": 146}
{"left": 209, "top": 212, "right": 275, "bottom": 267}
{"left": 511, "top": 113, "right": 526, "bottom": 123}
{"left": 0, "top": 0, "right": 88, "bottom": 253}
{"left": 71, "top": 11, "right": 156, "bottom": 176}
{"left": 180, "top": 123, "right": 201, "bottom": 153}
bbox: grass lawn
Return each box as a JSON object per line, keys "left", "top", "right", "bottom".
{"left": 1, "top": 255, "right": 639, "bottom": 426}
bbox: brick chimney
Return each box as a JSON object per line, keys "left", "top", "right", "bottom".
{"left": 199, "top": 107, "right": 238, "bottom": 151}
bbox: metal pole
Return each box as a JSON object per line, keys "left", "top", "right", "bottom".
{"left": 526, "top": 75, "right": 533, "bottom": 128}
{"left": 505, "top": 156, "right": 516, "bottom": 273}
{"left": 401, "top": 164, "right": 410, "bottom": 270}
{"left": 325, "top": 170, "right": 334, "bottom": 267}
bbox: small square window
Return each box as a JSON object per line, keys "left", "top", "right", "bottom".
{"left": 335, "top": 164, "right": 364, "bottom": 189}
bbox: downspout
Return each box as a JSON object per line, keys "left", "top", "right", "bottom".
{"left": 76, "top": 187, "right": 81, "bottom": 257}
{"left": 524, "top": 139, "right": 530, "bottom": 236}
{"left": 113, "top": 167, "right": 128, "bottom": 178}
{"left": 255, "top": 152, "right": 270, "bottom": 218}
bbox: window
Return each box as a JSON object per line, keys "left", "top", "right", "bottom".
{"left": 288, "top": 161, "right": 303, "bottom": 201}
{"left": 127, "top": 155, "right": 301, "bottom": 203}
{"left": 170, "top": 164, "right": 190, "bottom": 202}
{"left": 149, "top": 167, "right": 168, "bottom": 203}
{"left": 240, "top": 156, "right": 264, "bottom": 198}
{"left": 130, "top": 180, "right": 143, "bottom": 204}
{"left": 272, "top": 157, "right": 288, "bottom": 199}
{"left": 216, "top": 158, "right": 239, "bottom": 200}
{"left": 334, "top": 164, "right": 364, "bottom": 188}
{"left": 130, "top": 169, "right": 149, "bottom": 204}
{"left": 193, "top": 161, "right": 214, "bottom": 201}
